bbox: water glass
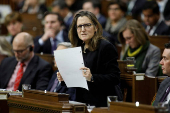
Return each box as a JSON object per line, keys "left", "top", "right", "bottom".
{"left": 107, "top": 96, "right": 118, "bottom": 109}
{"left": 126, "top": 57, "right": 135, "bottom": 69}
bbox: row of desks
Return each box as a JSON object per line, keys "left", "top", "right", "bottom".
{"left": 0, "top": 89, "right": 167, "bottom": 113}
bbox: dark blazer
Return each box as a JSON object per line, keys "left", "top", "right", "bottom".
{"left": 75, "top": 39, "right": 122, "bottom": 107}
{"left": 65, "top": 16, "right": 73, "bottom": 31}
{"left": 131, "top": 0, "right": 146, "bottom": 17}
{"left": 98, "top": 14, "right": 107, "bottom": 28}
{"left": 163, "top": 0, "right": 170, "bottom": 21}
{"left": 153, "top": 77, "right": 170, "bottom": 112}
{"left": 143, "top": 21, "right": 170, "bottom": 36}
{"left": 34, "top": 29, "right": 69, "bottom": 54}
{"left": 46, "top": 70, "right": 76, "bottom": 101}
{"left": 0, "top": 55, "right": 53, "bottom": 91}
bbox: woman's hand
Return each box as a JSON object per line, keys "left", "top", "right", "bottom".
{"left": 80, "top": 67, "right": 92, "bottom": 81}
{"left": 57, "top": 72, "right": 64, "bottom": 82}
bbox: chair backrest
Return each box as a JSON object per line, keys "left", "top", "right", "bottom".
{"left": 35, "top": 53, "right": 57, "bottom": 71}
{"left": 149, "top": 35, "right": 170, "bottom": 55}
{"left": 21, "top": 13, "right": 44, "bottom": 38}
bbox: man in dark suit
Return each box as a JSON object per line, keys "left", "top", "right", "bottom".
{"left": 34, "top": 12, "right": 69, "bottom": 54}
{"left": 82, "top": 0, "right": 106, "bottom": 28}
{"left": 46, "top": 42, "right": 76, "bottom": 101}
{"left": 153, "top": 43, "right": 170, "bottom": 108}
{"left": 0, "top": 32, "right": 53, "bottom": 91}
{"left": 142, "top": 1, "right": 170, "bottom": 36}
{"left": 51, "top": 0, "right": 73, "bottom": 30}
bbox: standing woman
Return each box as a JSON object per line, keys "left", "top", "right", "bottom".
{"left": 58, "top": 10, "right": 122, "bottom": 107}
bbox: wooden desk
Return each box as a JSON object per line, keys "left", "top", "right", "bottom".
{"left": 132, "top": 74, "right": 157, "bottom": 105}
{"left": 118, "top": 60, "right": 134, "bottom": 102}
{"left": 7, "top": 90, "right": 88, "bottom": 113}
{"left": 0, "top": 100, "right": 8, "bottom": 113}
{"left": 110, "top": 102, "right": 159, "bottom": 113}
{"left": 35, "top": 53, "right": 57, "bottom": 71}
{"left": 92, "top": 102, "right": 162, "bottom": 113}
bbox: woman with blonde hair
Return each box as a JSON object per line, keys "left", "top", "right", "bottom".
{"left": 118, "top": 19, "right": 161, "bottom": 77}
{"left": 0, "top": 38, "right": 13, "bottom": 64}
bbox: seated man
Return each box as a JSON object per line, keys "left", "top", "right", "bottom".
{"left": 0, "top": 32, "right": 53, "bottom": 91}
{"left": 51, "top": 0, "right": 73, "bottom": 30}
{"left": 142, "top": 1, "right": 170, "bottom": 36}
{"left": 47, "top": 42, "right": 76, "bottom": 101}
{"left": 82, "top": 0, "right": 106, "bottom": 28}
{"left": 153, "top": 43, "right": 170, "bottom": 107}
{"left": 34, "top": 12, "right": 69, "bottom": 54}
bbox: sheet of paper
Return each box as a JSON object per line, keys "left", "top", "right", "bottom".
{"left": 54, "top": 47, "right": 88, "bottom": 90}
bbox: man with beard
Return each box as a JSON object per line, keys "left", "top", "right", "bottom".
{"left": 0, "top": 32, "right": 53, "bottom": 91}
{"left": 34, "top": 12, "right": 69, "bottom": 54}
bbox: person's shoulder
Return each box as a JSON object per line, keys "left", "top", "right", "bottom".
{"left": 158, "top": 21, "right": 169, "bottom": 30}
{"left": 0, "top": 57, "right": 16, "bottom": 66}
{"left": 34, "top": 55, "right": 51, "bottom": 66}
{"left": 99, "top": 39, "right": 111, "bottom": 46}
{"left": 98, "top": 39, "right": 116, "bottom": 50}
{"left": 160, "top": 77, "right": 170, "bottom": 86}
{"left": 2, "top": 56, "right": 15, "bottom": 62}
{"left": 149, "top": 43, "right": 160, "bottom": 51}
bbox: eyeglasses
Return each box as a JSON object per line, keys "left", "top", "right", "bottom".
{"left": 76, "top": 23, "right": 93, "bottom": 30}
{"left": 13, "top": 46, "right": 30, "bottom": 54}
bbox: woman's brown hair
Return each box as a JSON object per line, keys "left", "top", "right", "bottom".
{"left": 118, "top": 19, "right": 149, "bottom": 52}
{"left": 69, "top": 10, "right": 104, "bottom": 51}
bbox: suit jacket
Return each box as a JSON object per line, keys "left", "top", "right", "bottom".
{"left": 65, "top": 16, "right": 73, "bottom": 30}
{"left": 143, "top": 21, "right": 170, "bottom": 36}
{"left": 0, "top": 55, "right": 53, "bottom": 91}
{"left": 98, "top": 14, "right": 107, "bottom": 28}
{"left": 75, "top": 39, "right": 122, "bottom": 107}
{"left": 163, "top": 0, "right": 170, "bottom": 21}
{"left": 142, "top": 44, "right": 161, "bottom": 77}
{"left": 131, "top": 0, "right": 146, "bottom": 17}
{"left": 46, "top": 71, "right": 76, "bottom": 101}
{"left": 153, "top": 77, "right": 170, "bottom": 113}
{"left": 34, "top": 29, "right": 69, "bottom": 54}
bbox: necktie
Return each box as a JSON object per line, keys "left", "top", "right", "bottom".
{"left": 52, "top": 38, "right": 57, "bottom": 54}
{"left": 50, "top": 78, "right": 58, "bottom": 92}
{"left": 160, "top": 85, "right": 170, "bottom": 102}
{"left": 13, "top": 63, "right": 25, "bottom": 91}
{"left": 148, "top": 26, "right": 153, "bottom": 34}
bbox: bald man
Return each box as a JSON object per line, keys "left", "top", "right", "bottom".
{"left": 0, "top": 32, "right": 53, "bottom": 91}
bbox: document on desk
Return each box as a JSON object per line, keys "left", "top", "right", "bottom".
{"left": 54, "top": 47, "right": 88, "bottom": 90}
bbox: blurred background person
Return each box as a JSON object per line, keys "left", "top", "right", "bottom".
{"left": 12, "top": 0, "right": 25, "bottom": 12}
{"left": 34, "top": 12, "right": 69, "bottom": 54}
{"left": 105, "top": 1, "right": 127, "bottom": 44}
{"left": 118, "top": 19, "right": 161, "bottom": 77}
{"left": 21, "top": 0, "right": 47, "bottom": 14}
{"left": 126, "top": 0, "right": 146, "bottom": 21}
{"left": 156, "top": 0, "right": 170, "bottom": 26}
{"left": 142, "top": 0, "right": 170, "bottom": 36}
{"left": 58, "top": 10, "right": 122, "bottom": 107}
{"left": 65, "top": 0, "right": 85, "bottom": 13}
{"left": 82, "top": 0, "right": 112, "bottom": 45}
{"left": 82, "top": 0, "right": 106, "bottom": 28}
{"left": 51, "top": 0, "right": 73, "bottom": 30}
{"left": 0, "top": 38, "right": 14, "bottom": 64}
{"left": 4, "top": 12, "right": 23, "bottom": 44}
{"left": 47, "top": 42, "right": 76, "bottom": 101}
